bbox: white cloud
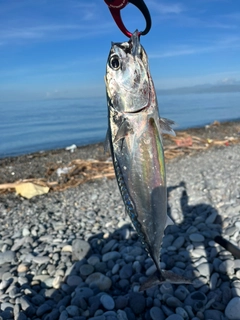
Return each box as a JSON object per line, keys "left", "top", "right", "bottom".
{"left": 149, "top": 1, "right": 185, "bottom": 14}
{"left": 149, "top": 35, "right": 240, "bottom": 59}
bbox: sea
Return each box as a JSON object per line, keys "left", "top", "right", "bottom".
{"left": 0, "top": 92, "right": 240, "bottom": 158}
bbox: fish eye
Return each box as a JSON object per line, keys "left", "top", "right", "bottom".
{"left": 109, "top": 55, "right": 121, "bottom": 70}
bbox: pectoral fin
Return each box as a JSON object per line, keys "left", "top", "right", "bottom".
{"left": 114, "top": 120, "right": 133, "bottom": 143}
{"left": 159, "top": 118, "right": 176, "bottom": 136}
{"left": 104, "top": 128, "right": 110, "bottom": 154}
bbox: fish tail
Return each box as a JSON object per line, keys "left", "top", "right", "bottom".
{"left": 139, "top": 269, "right": 192, "bottom": 291}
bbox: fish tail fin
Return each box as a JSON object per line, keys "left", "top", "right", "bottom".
{"left": 139, "top": 269, "right": 192, "bottom": 291}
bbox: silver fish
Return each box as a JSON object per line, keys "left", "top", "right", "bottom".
{"left": 105, "top": 31, "right": 191, "bottom": 290}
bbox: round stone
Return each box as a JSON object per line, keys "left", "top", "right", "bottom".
{"left": 184, "top": 292, "right": 207, "bottom": 312}
{"left": 119, "top": 264, "right": 133, "bottom": 279}
{"left": 219, "top": 260, "right": 234, "bottom": 274}
{"left": 61, "top": 245, "right": 72, "bottom": 252}
{"left": 80, "top": 264, "right": 94, "bottom": 276}
{"left": 36, "top": 303, "right": 52, "bottom": 317}
{"left": 172, "top": 236, "right": 185, "bottom": 250}
{"left": 150, "top": 306, "right": 165, "bottom": 320}
{"left": 66, "top": 275, "right": 82, "bottom": 287}
{"left": 100, "top": 294, "right": 115, "bottom": 310}
{"left": 189, "top": 233, "right": 205, "bottom": 242}
{"left": 225, "top": 297, "right": 240, "bottom": 319}
{"left": 102, "top": 251, "right": 121, "bottom": 262}
{"left": 32, "top": 256, "right": 49, "bottom": 264}
{"left": 85, "top": 272, "right": 112, "bottom": 291}
{"left": 72, "top": 239, "right": 91, "bottom": 261}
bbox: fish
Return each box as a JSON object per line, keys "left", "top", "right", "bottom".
{"left": 105, "top": 30, "right": 191, "bottom": 290}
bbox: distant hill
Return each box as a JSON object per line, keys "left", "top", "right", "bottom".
{"left": 157, "top": 84, "right": 240, "bottom": 95}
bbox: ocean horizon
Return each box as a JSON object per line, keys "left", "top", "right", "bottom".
{"left": 1, "top": 91, "right": 240, "bottom": 158}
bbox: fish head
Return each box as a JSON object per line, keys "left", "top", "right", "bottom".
{"left": 105, "top": 30, "right": 150, "bottom": 113}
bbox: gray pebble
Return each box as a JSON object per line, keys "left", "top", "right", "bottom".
{"left": 219, "top": 259, "right": 234, "bottom": 274}
{"left": 102, "top": 251, "right": 121, "bottom": 262}
{"left": 166, "top": 315, "right": 184, "bottom": 320}
{"left": 172, "top": 236, "right": 185, "bottom": 249}
{"left": 119, "top": 264, "right": 133, "bottom": 279}
{"left": 66, "top": 275, "right": 82, "bottom": 287}
{"left": 197, "top": 262, "right": 212, "bottom": 278}
{"left": 0, "top": 251, "right": 16, "bottom": 265}
{"left": 32, "top": 256, "right": 50, "bottom": 264}
{"left": 150, "top": 306, "right": 165, "bottom": 320}
{"left": 85, "top": 272, "right": 112, "bottom": 291}
{"left": 72, "top": 239, "right": 91, "bottom": 261}
{"left": 175, "top": 307, "right": 188, "bottom": 319}
{"left": 174, "top": 285, "right": 189, "bottom": 301}
{"left": 225, "top": 297, "right": 240, "bottom": 319}
{"left": 166, "top": 297, "right": 183, "bottom": 308}
{"left": 80, "top": 264, "right": 94, "bottom": 276}
{"left": 117, "top": 310, "right": 128, "bottom": 320}
{"left": 66, "top": 305, "right": 80, "bottom": 316}
{"left": 36, "top": 303, "right": 52, "bottom": 317}
{"left": 102, "top": 240, "right": 117, "bottom": 254}
{"left": 204, "top": 310, "right": 224, "bottom": 320}
{"left": 184, "top": 292, "right": 207, "bottom": 312}
{"left": 189, "top": 233, "right": 205, "bottom": 242}
{"left": 100, "top": 294, "right": 115, "bottom": 310}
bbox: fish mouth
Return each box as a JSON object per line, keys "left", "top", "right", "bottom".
{"left": 130, "top": 30, "right": 141, "bottom": 58}
{"left": 127, "top": 105, "right": 148, "bottom": 114}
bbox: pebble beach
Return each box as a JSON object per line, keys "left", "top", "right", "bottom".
{"left": 0, "top": 123, "right": 240, "bottom": 320}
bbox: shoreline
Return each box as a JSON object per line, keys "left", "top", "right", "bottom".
{"left": 0, "top": 120, "right": 240, "bottom": 190}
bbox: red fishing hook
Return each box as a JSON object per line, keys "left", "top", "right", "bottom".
{"left": 104, "top": 0, "right": 151, "bottom": 37}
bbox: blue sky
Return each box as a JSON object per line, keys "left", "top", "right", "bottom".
{"left": 0, "top": 0, "right": 240, "bottom": 101}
